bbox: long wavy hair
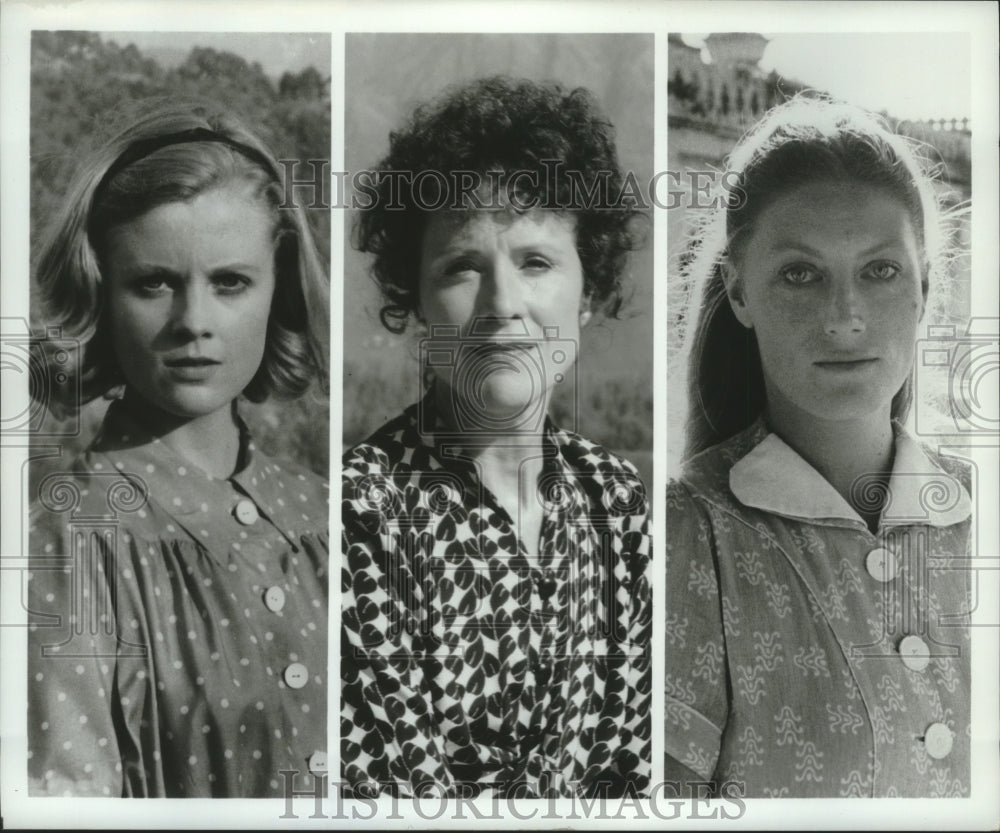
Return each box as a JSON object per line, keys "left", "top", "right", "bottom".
{"left": 676, "top": 94, "right": 950, "bottom": 462}
{"left": 33, "top": 97, "right": 329, "bottom": 416}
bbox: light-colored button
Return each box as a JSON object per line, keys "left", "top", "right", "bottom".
{"left": 924, "top": 722, "right": 954, "bottom": 759}
{"left": 234, "top": 499, "right": 259, "bottom": 525}
{"left": 899, "top": 634, "right": 930, "bottom": 671}
{"left": 264, "top": 586, "right": 286, "bottom": 613}
{"left": 284, "top": 662, "right": 309, "bottom": 689}
{"left": 866, "top": 547, "right": 897, "bottom": 582}
{"left": 307, "top": 750, "right": 328, "bottom": 775}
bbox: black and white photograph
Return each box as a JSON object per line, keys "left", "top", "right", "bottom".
{"left": 0, "top": 1, "right": 996, "bottom": 830}
{"left": 664, "top": 31, "right": 984, "bottom": 797}
{"left": 340, "top": 33, "right": 654, "bottom": 798}
{"left": 21, "top": 31, "right": 331, "bottom": 797}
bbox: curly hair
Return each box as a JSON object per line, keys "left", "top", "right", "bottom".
{"left": 33, "top": 97, "right": 329, "bottom": 415}
{"left": 355, "top": 75, "right": 643, "bottom": 333}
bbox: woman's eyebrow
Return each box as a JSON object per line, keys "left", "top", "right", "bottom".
{"left": 208, "top": 262, "right": 267, "bottom": 274}
{"left": 425, "top": 244, "right": 481, "bottom": 262}
{"left": 119, "top": 263, "right": 178, "bottom": 278}
{"left": 764, "top": 238, "right": 904, "bottom": 258}
{"left": 763, "top": 240, "right": 825, "bottom": 258}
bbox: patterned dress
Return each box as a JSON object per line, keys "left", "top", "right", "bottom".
{"left": 28, "top": 400, "right": 329, "bottom": 797}
{"left": 665, "top": 418, "right": 972, "bottom": 797}
{"left": 341, "top": 396, "right": 651, "bottom": 797}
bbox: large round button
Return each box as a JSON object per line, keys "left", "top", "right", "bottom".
{"left": 866, "top": 547, "right": 897, "bottom": 582}
{"left": 283, "top": 662, "right": 309, "bottom": 689}
{"left": 307, "top": 750, "right": 328, "bottom": 775}
{"left": 264, "top": 586, "right": 286, "bottom": 613}
{"left": 234, "top": 499, "right": 259, "bottom": 525}
{"left": 924, "top": 722, "right": 954, "bottom": 759}
{"left": 537, "top": 571, "right": 557, "bottom": 601}
{"left": 899, "top": 634, "right": 930, "bottom": 671}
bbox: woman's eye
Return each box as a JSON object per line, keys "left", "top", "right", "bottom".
{"left": 133, "top": 277, "right": 171, "bottom": 296}
{"left": 522, "top": 256, "right": 553, "bottom": 274}
{"left": 442, "top": 259, "right": 479, "bottom": 278}
{"left": 864, "top": 260, "right": 901, "bottom": 281}
{"left": 213, "top": 273, "right": 250, "bottom": 294}
{"left": 778, "top": 263, "right": 821, "bottom": 285}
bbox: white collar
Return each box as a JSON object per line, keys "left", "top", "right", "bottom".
{"left": 729, "top": 424, "right": 971, "bottom": 528}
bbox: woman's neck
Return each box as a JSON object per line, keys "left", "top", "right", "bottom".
{"left": 121, "top": 390, "right": 242, "bottom": 479}
{"left": 765, "top": 394, "right": 895, "bottom": 530}
{"left": 431, "top": 382, "right": 548, "bottom": 546}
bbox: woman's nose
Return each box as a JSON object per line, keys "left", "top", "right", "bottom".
{"left": 823, "top": 279, "right": 866, "bottom": 337}
{"left": 480, "top": 259, "right": 525, "bottom": 320}
{"left": 172, "top": 282, "right": 213, "bottom": 337}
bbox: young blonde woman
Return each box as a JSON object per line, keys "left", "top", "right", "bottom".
{"left": 29, "top": 100, "right": 329, "bottom": 797}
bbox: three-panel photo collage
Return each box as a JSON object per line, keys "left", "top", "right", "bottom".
{"left": 4, "top": 9, "right": 998, "bottom": 828}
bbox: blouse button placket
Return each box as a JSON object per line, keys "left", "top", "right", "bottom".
{"left": 234, "top": 499, "right": 259, "bottom": 526}
{"left": 865, "top": 545, "right": 898, "bottom": 583}
{"left": 898, "top": 634, "right": 931, "bottom": 672}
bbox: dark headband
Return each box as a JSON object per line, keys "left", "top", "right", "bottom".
{"left": 94, "top": 127, "right": 277, "bottom": 201}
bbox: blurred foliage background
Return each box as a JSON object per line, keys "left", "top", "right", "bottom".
{"left": 28, "top": 31, "right": 331, "bottom": 493}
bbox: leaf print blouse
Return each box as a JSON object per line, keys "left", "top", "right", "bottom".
{"left": 28, "top": 400, "right": 330, "bottom": 797}
{"left": 665, "top": 418, "right": 973, "bottom": 797}
{"left": 341, "top": 396, "right": 652, "bottom": 797}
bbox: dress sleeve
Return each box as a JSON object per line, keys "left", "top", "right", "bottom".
{"left": 28, "top": 504, "right": 124, "bottom": 796}
{"left": 664, "top": 480, "right": 728, "bottom": 780}
{"left": 340, "top": 467, "right": 455, "bottom": 796}
{"left": 614, "top": 508, "right": 652, "bottom": 793}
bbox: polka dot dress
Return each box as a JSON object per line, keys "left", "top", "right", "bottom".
{"left": 28, "top": 401, "right": 329, "bottom": 797}
{"left": 341, "top": 396, "right": 651, "bottom": 797}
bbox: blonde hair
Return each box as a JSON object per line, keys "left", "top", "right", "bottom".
{"left": 33, "top": 97, "right": 329, "bottom": 414}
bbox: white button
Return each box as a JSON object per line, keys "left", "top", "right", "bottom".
{"left": 234, "top": 500, "right": 259, "bottom": 525}
{"left": 866, "top": 547, "right": 897, "bottom": 582}
{"left": 307, "top": 750, "right": 328, "bottom": 775}
{"left": 899, "top": 634, "right": 930, "bottom": 671}
{"left": 264, "top": 586, "right": 286, "bottom": 613}
{"left": 284, "top": 662, "right": 309, "bottom": 689}
{"left": 924, "top": 722, "right": 954, "bottom": 759}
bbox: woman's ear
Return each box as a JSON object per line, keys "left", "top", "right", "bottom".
{"left": 579, "top": 296, "right": 593, "bottom": 328}
{"left": 722, "top": 259, "right": 753, "bottom": 329}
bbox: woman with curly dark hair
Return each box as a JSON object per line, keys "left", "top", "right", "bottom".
{"left": 341, "top": 76, "right": 651, "bottom": 798}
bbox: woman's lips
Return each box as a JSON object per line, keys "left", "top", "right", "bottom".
{"left": 164, "top": 357, "right": 221, "bottom": 381}
{"left": 814, "top": 357, "right": 878, "bottom": 371}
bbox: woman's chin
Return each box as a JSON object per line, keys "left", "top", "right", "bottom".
{"left": 450, "top": 379, "right": 548, "bottom": 434}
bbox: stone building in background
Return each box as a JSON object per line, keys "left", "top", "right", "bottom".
{"left": 667, "top": 32, "right": 972, "bottom": 324}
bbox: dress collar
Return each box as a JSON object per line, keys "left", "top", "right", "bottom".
{"left": 91, "top": 399, "right": 304, "bottom": 547}
{"left": 729, "top": 418, "right": 971, "bottom": 529}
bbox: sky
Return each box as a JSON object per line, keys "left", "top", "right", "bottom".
{"left": 682, "top": 33, "right": 972, "bottom": 123}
